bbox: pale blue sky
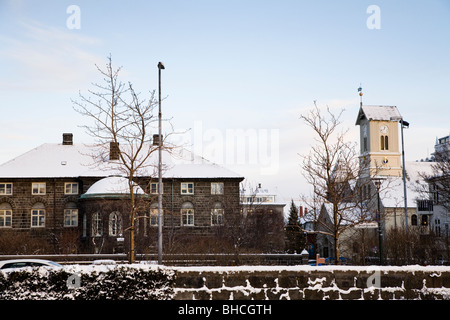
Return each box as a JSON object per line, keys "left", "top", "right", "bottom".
{"left": 1, "top": 0, "right": 449, "bottom": 201}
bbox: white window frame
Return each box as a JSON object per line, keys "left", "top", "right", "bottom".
{"left": 32, "top": 182, "right": 46, "bottom": 195}
{"left": 0, "top": 209, "right": 12, "bottom": 227}
{"left": 181, "top": 182, "right": 194, "bottom": 195}
{"left": 92, "top": 212, "right": 103, "bottom": 237}
{"left": 64, "top": 209, "right": 78, "bottom": 227}
{"left": 181, "top": 207, "right": 194, "bottom": 226}
{"left": 109, "top": 212, "right": 122, "bottom": 236}
{"left": 150, "top": 182, "right": 163, "bottom": 194}
{"left": 211, "top": 208, "right": 224, "bottom": 226}
{"left": 211, "top": 182, "right": 224, "bottom": 195}
{"left": 64, "top": 182, "right": 79, "bottom": 195}
{"left": 0, "top": 183, "right": 13, "bottom": 195}
{"left": 150, "top": 207, "right": 163, "bottom": 226}
{"left": 31, "top": 209, "right": 45, "bottom": 228}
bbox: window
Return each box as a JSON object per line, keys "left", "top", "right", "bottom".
{"left": 149, "top": 203, "right": 163, "bottom": 227}
{"left": 82, "top": 214, "right": 87, "bottom": 237}
{"left": 380, "top": 135, "right": 389, "bottom": 151}
{"left": 31, "top": 203, "right": 45, "bottom": 228}
{"left": 431, "top": 184, "right": 440, "bottom": 204}
{"left": 211, "top": 182, "right": 224, "bottom": 195}
{"left": 0, "top": 203, "right": 12, "bottom": 227}
{"left": 64, "top": 202, "right": 78, "bottom": 227}
{"left": 65, "top": 183, "right": 79, "bottom": 195}
{"left": 421, "top": 215, "right": 429, "bottom": 226}
{"left": 109, "top": 212, "right": 122, "bottom": 236}
{"left": 92, "top": 212, "right": 103, "bottom": 236}
{"left": 150, "top": 182, "right": 163, "bottom": 194}
{"left": 0, "top": 183, "right": 12, "bottom": 195}
{"left": 411, "top": 214, "right": 418, "bottom": 226}
{"left": 211, "top": 202, "right": 224, "bottom": 226}
{"left": 181, "top": 202, "right": 194, "bottom": 226}
{"left": 435, "top": 219, "right": 441, "bottom": 236}
{"left": 32, "top": 183, "right": 46, "bottom": 195}
{"left": 181, "top": 182, "right": 194, "bottom": 194}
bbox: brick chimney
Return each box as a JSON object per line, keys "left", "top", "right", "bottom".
{"left": 62, "top": 133, "right": 73, "bottom": 145}
{"left": 109, "top": 142, "right": 120, "bottom": 160}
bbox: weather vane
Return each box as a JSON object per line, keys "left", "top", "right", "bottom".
{"left": 358, "top": 84, "right": 363, "bottom": 107}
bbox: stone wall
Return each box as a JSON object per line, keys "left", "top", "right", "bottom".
{"left": 172, "top": 266, "right": 450, "bottom": 300}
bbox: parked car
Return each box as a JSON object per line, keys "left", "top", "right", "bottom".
{"left": 0, "top": 259, "right": 63, "bottom": 270}
{"left": 91, "top": 259, "right": 116, "bottom": 265}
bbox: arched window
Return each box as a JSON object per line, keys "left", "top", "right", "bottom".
{"left": 421, "top": 215, "right": 429, "bottom": 226}
{"left": 31, "top": 202, "right": 45, "bottom": 228}
{"left": 0, "top": 203, "right": 12, "bottom": 228}
{"left": 149, "top": 203, "right": 163, "bottom": 227}
{"left": 181, "top": 202, "right": 194, "bottom": 226}
{"left": 380, "top": 135, "right": 389, "bottom": 150}
{"left": 411, "top": 214, "right": 418, "bottom": 226}
{"left": 109, "top": 212, "right": 122, "bottom": 236}
{"left": 92, "top": 212, "right": 103, "bottom": 237}
{"left": 211, "top": 202, "right": 224, "bottom": 226}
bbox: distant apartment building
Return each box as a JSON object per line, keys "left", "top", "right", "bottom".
{"left": 240, "top": 184, "right": 286, "bottom": 252}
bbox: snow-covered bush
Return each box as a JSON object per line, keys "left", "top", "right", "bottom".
{"left": 73, "top": 266, "right": 174, "bottom": 300}
{"left": 0, "top": 265, "right": 174, "bottom": 300}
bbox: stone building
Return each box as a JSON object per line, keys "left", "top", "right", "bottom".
{"left": 0, "top": 134, "right": 244, "bottom": 255}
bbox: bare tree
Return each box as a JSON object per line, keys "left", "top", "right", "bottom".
{"left": 73, "top": 56, "right": 176, "bottom": 262}
{"left": 421, "top": 155, "right": 450, "bottom": 212}
{"left": 415, "top": 152, "right": 450, "bottom": 263}
{"left": 299, "top": 102, "right": 382, "bottom": 264}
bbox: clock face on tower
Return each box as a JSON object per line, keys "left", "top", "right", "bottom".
{"left": 380, "top": 125, "right": 388, "bottom": 134}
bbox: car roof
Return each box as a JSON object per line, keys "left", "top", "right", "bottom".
{"left": 0, "top": 259, "right": 61, "bottom": 267}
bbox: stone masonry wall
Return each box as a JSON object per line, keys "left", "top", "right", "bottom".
{"left": 172, "top": 266, "right": 450, "bottom": 300}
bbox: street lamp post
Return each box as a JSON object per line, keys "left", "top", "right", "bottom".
{"left": 373, "top": 178, "right": 384, "bottom": 265}
{"left": 390, "top": 116, "right": 410, "bottom": 233}
{"left": 157, "top": 62, "right": 165, "bottom": 265}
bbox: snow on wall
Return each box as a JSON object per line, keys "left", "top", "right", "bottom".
{"left": 171, "top": 265, "right": 450, "bottom": 300}
{"left": 1, "top": 264, "right": 449, "bottom": 300}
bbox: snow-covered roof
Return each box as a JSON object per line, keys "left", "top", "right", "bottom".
{"left": 355, "top": 105, "right": 402, "bottom": 125}
{"left": 320, "top": 201, "right": 371, "bottom": 226}
{"left": 316, "top": 161, "right": 436, "bottom": 225}
{"left": 81, "top": 176, "right": 146, "bottom": 199}
{"left": 0, "top": 143, "right": 243, "bottom": 180}
{"left": 377, "top": 161, "right": 435, "bottom": 208}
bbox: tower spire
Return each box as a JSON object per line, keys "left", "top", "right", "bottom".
{"left": 358, "top": 84, "right": 363, "bottom": 107}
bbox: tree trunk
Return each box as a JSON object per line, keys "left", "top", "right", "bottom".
{"left": 129, "top": 178, "right": 136, "bottom": 263}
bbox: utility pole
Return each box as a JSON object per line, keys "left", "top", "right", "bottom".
{"left": 157, "top": 62, "right": 165, "bottom": 265}
{"left": 373, "top": 178, "right": 384, "bottom": 265}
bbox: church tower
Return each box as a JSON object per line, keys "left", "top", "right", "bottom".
{"left": 355, "top": 105, "right": 403, "bottom": 177}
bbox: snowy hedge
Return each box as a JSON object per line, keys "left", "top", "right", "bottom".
{"left": 0, "top": 265, "right": 175, "bottom": 300}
